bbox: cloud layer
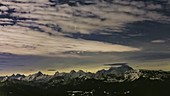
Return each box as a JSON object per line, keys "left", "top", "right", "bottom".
{"left": 0, "top": 0, "right": 143, "bottom": 56}
{"left": 0, "top": 0, "right": 170, "bottom": 75}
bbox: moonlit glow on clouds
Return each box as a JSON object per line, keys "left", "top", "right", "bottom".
{"left": 0, "top": 27, "right": 140, "bottom": 55}
{"left": 0, "top": 0, "right": 170, "bottom": 75}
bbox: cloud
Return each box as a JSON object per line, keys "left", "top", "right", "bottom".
{"left": 47, "top": 69, "right": 56, "bottom": 71}
{"left": 151, "top": 40, "right": 166, "bottom": 43}
{"left": 104, "top": 62, "right": 128, "bottom": 66}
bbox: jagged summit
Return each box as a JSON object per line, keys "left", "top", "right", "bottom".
{"left": 108, "top": 64, "right": 133, "bottom": 70}
{"left": 98, "top": 64, "right": 133, "bottom": 76}
{"left": 70, "top": 70, "right": 76, "bottom": 73}
{"left": 10, "top": 74, "right": 25, "bottom": 78}
{"left": 34, "top": 71, "right": 43, "bottom": 76}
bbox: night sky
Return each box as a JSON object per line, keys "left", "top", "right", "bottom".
{"left": 0, "top": 0, "right": 170, "bottom": 75}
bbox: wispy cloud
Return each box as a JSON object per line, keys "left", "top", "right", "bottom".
{"left": 151, "top": 40, "right": 166, "bottom": 43}
{"left": 47, "top": 69, "right": 56, "bottom": 71}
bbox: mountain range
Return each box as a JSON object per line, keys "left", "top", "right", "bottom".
{"left": 0, "top": 65, "right": 170, "bottom": 96}
{"left": 0, "top": 65, "right": 169, "bottom": 84}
